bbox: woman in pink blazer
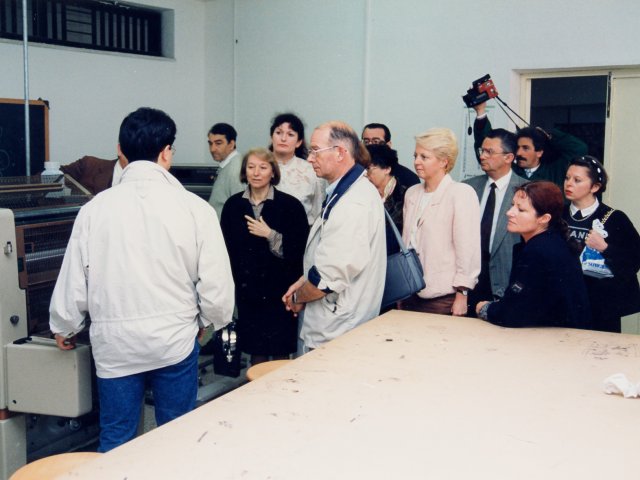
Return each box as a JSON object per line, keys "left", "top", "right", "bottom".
{"left": 401, "top": 128, "right": 481, "bottom": 316}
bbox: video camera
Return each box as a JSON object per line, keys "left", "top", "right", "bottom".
{"left": 462, "top": 74, "right": 499, "bottom": 108}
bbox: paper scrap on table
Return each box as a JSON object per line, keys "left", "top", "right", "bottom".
{"left": 603, "top": 373, "right": 640, "bottom": 398}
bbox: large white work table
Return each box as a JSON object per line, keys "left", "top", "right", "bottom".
{"left": 60, "top": 311, "right": 640, "bottom": 479}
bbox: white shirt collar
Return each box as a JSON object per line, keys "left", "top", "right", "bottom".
{"left": 486, "top": 170, "right": 512, "bottom": 192}
{"left": 570, "top": 198, "right": 600, "bottom": 217}
{"left": 218, "top": 149, "right": 239, "bottom": 170}
{"left": 120, "top": 160, "right": 185, "bottom": 189}
{"left": 524, "top": 164, "right": 540, "bottom": 177}
{"left": 112, "top": 160, "right": 124, "bottom": 186}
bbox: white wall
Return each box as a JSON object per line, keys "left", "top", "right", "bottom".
{"left": 205, "top": 0, "right": 367, "bottom": 154}
{"left": 205, "top": 0, "right": 640, "bottom": 177}
{"left": 204, "top": 0, "right": 235, "bottom": 127}
{"left": 2, "top": 0, "right": 639, "bottom": 171}
{"left": 0, "top": 0, "right": 208, "bottom": 166}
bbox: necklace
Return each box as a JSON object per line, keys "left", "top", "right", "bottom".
{"left": 571, "top": 197, "right": 599, "bottom": 222}
{"left": 571, "top": 205, "right": 595, "bottom": 222}
{"left": 571, "top": 211, "right": 593, "bottom": 222}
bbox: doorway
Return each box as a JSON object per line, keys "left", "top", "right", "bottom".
{"left": 523, "top": 69, "right": 640, "bottom": 334}
{"left": 530, "top": 75, "right": 607, "bottom": 162}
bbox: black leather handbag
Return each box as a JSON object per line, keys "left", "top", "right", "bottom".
{"left": 381, "top": 209, "right": 426, "bottom": 308}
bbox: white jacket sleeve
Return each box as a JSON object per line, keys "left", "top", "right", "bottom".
{"left": 195, "top": 206, "right": 235, "bottom": 331}
{"left": 452, "top": 184, "right": 481, "bottom": 289}
{"left": 49, "top": 208, "right": 90, "bottom": 336}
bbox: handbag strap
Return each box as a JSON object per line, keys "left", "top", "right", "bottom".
{"left": 384, "top": 208, "right": 410, "bottom": 254}
{"left": 601, "top": 208, "right": 615, "bottom": 225}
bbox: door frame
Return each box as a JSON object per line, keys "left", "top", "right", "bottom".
{"left": 519, "top": 67, "right": 640, "bottom": 334}
{"left": 518, "top": 66, "right": 640, "bottom": 204}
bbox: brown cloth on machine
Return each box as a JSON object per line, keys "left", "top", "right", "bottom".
{"left": 60, "top": 156, "right": 118, "bottom": 194}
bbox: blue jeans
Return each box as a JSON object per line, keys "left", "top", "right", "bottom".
{"left": 97, "top": 340, "right": 200, "bottom": 452}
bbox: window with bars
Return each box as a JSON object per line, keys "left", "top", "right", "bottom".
{"left": 0, "top": 0, "right": 164, "bottom": 57}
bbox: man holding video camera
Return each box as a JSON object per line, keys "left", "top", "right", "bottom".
{"left": 464, "top": 74, "right": 588, "bottom": 188}
{"left": 472, "top": 101, "right": 587, "bottom": 188}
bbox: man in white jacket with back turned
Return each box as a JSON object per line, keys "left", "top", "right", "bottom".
{"left": 50, "top": 107, "right": 234, "bottom": 452}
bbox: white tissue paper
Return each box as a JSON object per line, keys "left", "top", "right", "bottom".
{"left": 603, "top": 373, "right": 640, "bottom": 398}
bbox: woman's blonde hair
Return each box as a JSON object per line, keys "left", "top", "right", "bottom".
{"left": 415, "top": 127, "right": 458, "bottom": 173}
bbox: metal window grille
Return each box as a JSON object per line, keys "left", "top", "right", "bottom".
{"left": 0, "top": 0, "right": 163, "bottom": 57}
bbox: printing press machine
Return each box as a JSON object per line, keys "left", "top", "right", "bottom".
{"left": 0, "top": 169, "right": 243, "bottom": 479}
{"left": 0, "top": 175, "right": 95, "bottom": 478}
{"left": 169, "top": 164, "right": 218, "bottom": 200}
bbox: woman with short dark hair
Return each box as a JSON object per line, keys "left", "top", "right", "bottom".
{"left": 366, "top": 144, "right": 406, "bottom": 255}
{"left": 476, "top": 181, "right": 591, "bottom": 329}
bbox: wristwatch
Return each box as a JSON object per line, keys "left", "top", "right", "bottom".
{"left": 455, "top": 287, "right": 469, "bottom": 296}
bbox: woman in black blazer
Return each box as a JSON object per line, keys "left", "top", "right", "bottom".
{"left": 475, "top": 181, "right": 591, "bottom": 329}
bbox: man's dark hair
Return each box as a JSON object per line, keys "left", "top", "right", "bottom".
{"left": 486, "top": 128, "right": 517, "bottom": 154}
{"left": 208, "top": 123, "right": 237, "bottom": 144}
{"left": 118, "top": 107, "right": 176, "bottom": 162}
{"left": 362, "top": 123, "right": 391, "bottom": 143}
{"left": 516, "top": 126, "right": 547, "bottom": 152}
{"left": 269, "top": 112, "right": 308, "bottom": 158}
{"left": 366, "top": 144, "right": 399, "bottom": 175}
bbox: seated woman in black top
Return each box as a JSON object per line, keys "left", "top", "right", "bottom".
{"left": 475, "top": 181, "right": 591, "bottom": 329}
{"left": 563, "top": 156, "right": 640, "bottom": 332}
{"left": 220, "top": 148, "right": 309, "bottom": 365}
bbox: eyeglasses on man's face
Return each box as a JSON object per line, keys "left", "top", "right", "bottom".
{"left": 308, "top": 145, "right": 338, "bottom": 158}
{"left": 362, "top": 138, "right": 386, "bottom": 146}
{"left": 477, "top": 147, "right": 508, "bottom": 157}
